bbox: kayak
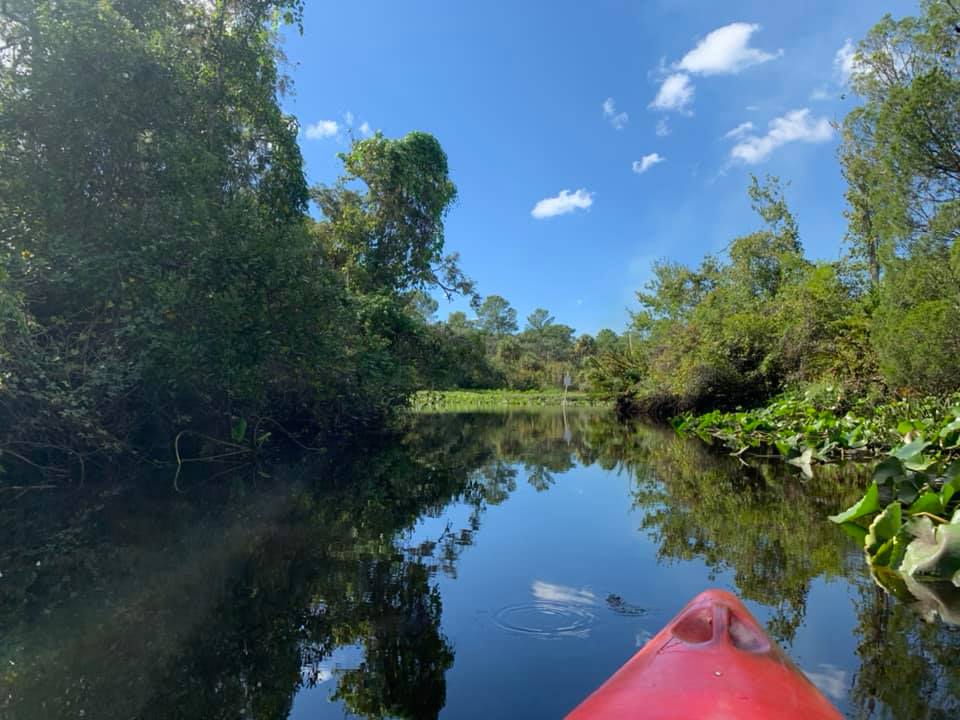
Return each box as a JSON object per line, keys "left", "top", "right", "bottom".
{"left": 566, "top": 589, "right": 842, "bottom": 719}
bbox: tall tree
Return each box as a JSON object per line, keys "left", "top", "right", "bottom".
{"left": 475, "top": 295, "right": 518, "bottom": 336}
{"left": 525, "top": 308, "right": 555, "bottom": 333}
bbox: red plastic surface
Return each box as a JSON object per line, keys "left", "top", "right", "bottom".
{"left": 566, "top": 589, "right": 843, "bottom": 719}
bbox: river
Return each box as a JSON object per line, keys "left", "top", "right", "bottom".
{"left": 1, "top": 408, "right": 958, "bottom": 718}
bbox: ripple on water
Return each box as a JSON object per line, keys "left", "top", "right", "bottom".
{"left": 491, "top": 601, "right": 596, "bottom": 640}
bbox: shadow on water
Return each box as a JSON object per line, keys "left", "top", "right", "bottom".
{"left": 1, "top": 408, "right": 959, "bottom": 718}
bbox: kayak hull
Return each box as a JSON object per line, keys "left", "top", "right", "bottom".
{"left": 566, "top": 589, "right": 843, "bottom": 720}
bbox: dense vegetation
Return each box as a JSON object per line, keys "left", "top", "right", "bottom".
{"left": 0, "top": 0, "right": 477, "bottom": 461}
{"left": 597, "top": 0, "right": 960, "bottom": 420}
{"left": 416, "top": 296, "right": 631, "bottom": 392}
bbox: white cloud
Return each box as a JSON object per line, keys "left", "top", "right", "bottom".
{"left": 305, "top": 120, "right": 339, "bottom": 139}
{"left": 728, "top": 108, "right": 833, "bottom": 164}
{"left": 531, "top": 189, "right": 594, "bottom": 219}
{"left": 344, "top": 110, "right": 354, "bottom": 126}
{"left": 810, "top": 86, "right": 832, "bottom": 101}
{"left": 359, "top": 121, "right": 372, "bottom": 137}
{"left": 532, "top": 580, "right": 596, "bottom": 605}
{"left": 677, "top": 22, "right": 781, "bottom": 76}
{"left": 633, "top": 153, "right": 665, "bottom": 174}
{"left": 655, "top": 117, "right": 671, "bottom": 136}
{"left": 724, "top": 121, "right": 754, "bottom": 139}
{"left": 803, "top": 664, "right": 849, "bottom": 702}
{"left": 602, "top": 97, "right": 629, "bottom": 129}
{"left": 834, "top": 39, "right": 858, "bottom": 84}
{"left": 649, "top": 73, "right": 694, "bottom": 113}
{"left": 745, "top": 104, "right": 760, "bottom": 112}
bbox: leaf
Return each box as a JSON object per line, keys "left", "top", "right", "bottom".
{"left": 866, "top": 502, "right": 903, "bottom": 567}
{"left": 938, "top": 417, "right": 960, "bottom": 446}
{"left": 904, "top": 454, "right": 937, "bottom": 472}
{"left": 838, "top": 521, "right": 868, "bottom": 545}
{"left": 230, "top": 417, "right": 248, "bottom": 444}
{"left": 900, "top": 518, "right": 960, "bottom": 585}
{"left": 897, "top": 420, "right": 915, "bottom": 435}
{"left": 892, "top": 438, "right": 930, "bottom": 460}
{"left": 829, "top": 482, "right": 880, "bottom": 524}
{"left": 873, "top": 456, "right": 907, "bottom": 484}
{"left": 787, "top": 447, "right": 814, "bottom": 477}
{"left": 908, "top": 490, "right": 944, "bottom": 516}
{"left": 941, "top": 468, "right": 960, "bottom": 508}
{"left": 900, "top": 575, "right": 960, "bottom": 625}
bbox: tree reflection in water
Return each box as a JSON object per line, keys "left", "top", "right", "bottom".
{"left": 1, "top": 409, "right": 958, "bottom": 718}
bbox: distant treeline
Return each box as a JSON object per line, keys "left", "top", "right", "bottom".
{"left": 0, "top": 0, "right": 476, "bottom": 455}
{"left": 412, "top": 294, "right": 631, "bottom": 392}
{"left": 598, "top": 0, "right": 960, "bottom": 417}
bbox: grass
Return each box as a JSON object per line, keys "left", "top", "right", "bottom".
{"left": 411, "top": 389, "right": 610, "bottom": 412}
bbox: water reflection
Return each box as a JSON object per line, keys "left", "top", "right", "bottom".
{"left": 0, "top": 409, "right": 958, "bottom": 718}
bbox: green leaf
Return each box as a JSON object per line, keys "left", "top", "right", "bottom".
{"left": 898, "top": 420, "right": 916, "bottom": 435}
{"left": 941, "top": 469, "right": 960, "bottom": 508}
{"left": 893, "top": 438, "right": 930, "bottom": 460}
{"left": 866, "top": 502, "right": 902, "bottom": 557}
{"left": 230, "top": 417, "right": 248, "bottom": 444}
{"left": 904, "top": 454, "right": 937, "bottom": 472}
{"left": 938, "top": 417, "right": 960, "bottom": 444}
{"left": 908, "top": 490, "right": 944, "bottom": 516}
{"left": 829, "top": 482, "right": 880, "bottom": 524}
{"left": 901, "top": 518, "right": 960, "bottom": 585}
{"left": 873, "top": 456, "right": 907, "bottom": 484}
{"left": 838, "top": 521, "right": 868, "bottom": 545}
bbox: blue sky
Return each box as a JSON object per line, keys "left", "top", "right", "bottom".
{"left": 281, "top": 0, "right": 918, "bottom": 336}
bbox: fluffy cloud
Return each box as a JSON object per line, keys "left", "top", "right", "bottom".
{"left": 602, "top": 97, "right": 629, "bottom": 129}
{"left": 649, "top": 73, "right": 694, "bottom": 113}
{"left": 531, "top": 580, "right": 596, "bottom": 605}
{"left": 305, "top": 120, "right": 339, "bottom": 139}
{"left": 650, "top": 23, "right": 780, "bottom": 114}
{"left": 728, "top": 109, "right": 833, "bottom": 164}
{"left": 834, "top": 39, "right": 859, "bottom": 84}
{"left": 677, "top": 22, "right": 781, "bottom": 76}
{"left": 723, "top": 121, "right": 754, "bottom": 139}
{"left": 531, "top": 189, "right": 593, "bottom": 219}
{"left": 359, "top": 121, "right": 372, "bottom": 137}
{"left": 655, "top": 117, "right": 671, "bottom": 137}
{"left": 632, "top": 153, "right": 665, "bottom": 174}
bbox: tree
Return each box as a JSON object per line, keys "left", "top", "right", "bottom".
{"left": 525, "top": 308, "right": 555, "bottom": 332}
{"left": 839, "top": 0, "right": 960, "bottom": 393}
{"left": 475, "top": 295, "right": 518, "bottom": 336}
{"left": 312, "top": 132, "right": 469, "bottom": 296}
{"left": 445, "top": 311, "right": 474, "bottom": 334}
{"left": 408, "top": 290, "right": 440, "bottom": 323}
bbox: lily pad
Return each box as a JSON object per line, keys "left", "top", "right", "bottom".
{"left": 907, "top": 490, "right": 944, "bottom": 516}
{"left": 892, "top": 438, "right": 931, "bottom": 460}
{"left": 900, "top": 518, "right": 960, "bottom": 586}
{"left": 866, "top": 503, "right": 907, "bottom": 568}
{"left": 829, "top": 482, "right": 880, "bottom": 524}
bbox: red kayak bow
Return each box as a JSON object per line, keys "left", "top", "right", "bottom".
{"left": 566, "top": 589, "right": 842, "bottom": 719}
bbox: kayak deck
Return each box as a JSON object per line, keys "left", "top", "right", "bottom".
{"left": 566, "top": 589, "right": 842, "bottom": 719}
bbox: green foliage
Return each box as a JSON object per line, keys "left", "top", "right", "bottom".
{"left": 839, "top": 0, "right": 960, "bottom": 393}
{"left": 676, "top": 390, "right": 960, "bottom": 470}
{"left": 475, "top": 295, "right": 518, "bottom": 336}
{"left": 0, "top": 1, "right": 469, "bottom": 460}
{"left": 411, "top": 389, "right": 605, "bottom": 411}
{"left": 612, "top": 176, "right": 864, "bottom": 414}
{"left": 831, "top": 444, "right": 960, "bottom": 608}
{"left": 417, "top": 297, "right": 610, "bottom": 393}
{"left": 605, "top": 1, "right": 960, "bottom": 416}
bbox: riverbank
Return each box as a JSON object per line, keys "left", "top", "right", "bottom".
{"left": 671, "top": 389, "right": 960, "bottom": 473}
{"left": 412, "top": 389, "right": 611, "bottom": 412}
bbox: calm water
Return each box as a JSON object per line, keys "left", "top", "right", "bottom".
{"left": 2, "top": 409, "right": 959, "bottom": 719}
